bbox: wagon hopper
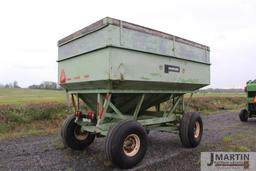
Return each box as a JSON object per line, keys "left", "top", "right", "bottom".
{"left": 58, "top": 17, "right": 210, "bottom": 169}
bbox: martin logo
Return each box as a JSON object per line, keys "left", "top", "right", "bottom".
{"left": 201, "top": 152, "right": 256, "bottom": 171}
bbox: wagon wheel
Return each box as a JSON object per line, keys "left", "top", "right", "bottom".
{"left": 239, "top": 109, "right": 248, "bottom": 122}
{"left": 105, "top": 120, "right": 147, "bottom": 169}
{"left": 179, "top": 112, "right": 203, "bottom": 148}
{"left": 61, "top": 115, "right": 95, "bottom": 150}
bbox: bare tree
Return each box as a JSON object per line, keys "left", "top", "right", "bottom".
{"left": 13, "top": 81, "right": 20, "bottom": 88}
{"left": 28, "top": 81, "right": 57, "bottom": 89}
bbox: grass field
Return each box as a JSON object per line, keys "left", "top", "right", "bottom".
{"left": 0, "top": 88, "right": 246, "bottom": 140}
{"left": 0, "top": 88, "right": 246, "bottom": 105}
{"left": 0, "top": 88, "right": 69, "bottom": 140}
{"left": 188, "top": 91, "right": 245, "bottom": 97}
{"left": 0, "top": 88, "right": 65, "bottom": 105}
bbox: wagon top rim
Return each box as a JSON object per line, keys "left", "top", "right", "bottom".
{"left": 57, "top": 17, "right": 210, "bottom": 51}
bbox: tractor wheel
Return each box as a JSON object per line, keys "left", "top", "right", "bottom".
{"left": 62, "top": 115, "right": 95, "bottom": 150}
{"left": 179, "top": 112, "right": 203, "bottom": 148}
{"left": 105, "top": 120, "right": 147, "bottom": 169}
{"left": 239, "top": 109, "right": 248, "bottom": 122}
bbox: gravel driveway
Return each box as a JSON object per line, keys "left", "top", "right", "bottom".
{"left": 0, "top": 112, "right": 255, "bottom": 171}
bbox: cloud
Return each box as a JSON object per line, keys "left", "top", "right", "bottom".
{"left": 0, "top": 0, "right": 255, "bottom": 88}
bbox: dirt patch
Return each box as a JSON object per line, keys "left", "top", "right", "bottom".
{"left": 0, "top": 112, "right": 256, "bottom": 171}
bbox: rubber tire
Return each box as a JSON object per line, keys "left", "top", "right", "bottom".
{"left": 179, "top": 112, "right": 203, "bottom": 148}
{"left": 239, "top": 109, "right": 248, "bottom": 122}
{"left": 105, "top": 120, "right": 147, "bottom": 169}
{"left": 62, "top": 115, "right": 95, "bottom": 150}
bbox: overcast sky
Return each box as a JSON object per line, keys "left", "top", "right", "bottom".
{"left": 0, "top": 0, "right": 255, "bottom": 88}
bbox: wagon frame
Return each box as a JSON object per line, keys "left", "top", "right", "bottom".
{"left": 69, "top": 90, "right": 194, "bottom": 136}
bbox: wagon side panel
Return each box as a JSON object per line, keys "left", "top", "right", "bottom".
{"left": 109, "top": 47, "right": 210, "bottom": 91}
{"left": 58, "top": 48, "right": 111, "bottom": 89}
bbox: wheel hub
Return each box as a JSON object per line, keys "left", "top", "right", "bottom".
{"left": 123, "top": 134, "right": 140, "bottom": 157}
{"left": 74, "top": 126, "right": 89, "bottom": 141}
{"left": 193, "top": 121, "right": 200, "bottom": 139}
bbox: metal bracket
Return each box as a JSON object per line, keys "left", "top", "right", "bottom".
{"left": 172, "top": 36, "right": 176, "bottom": 56}
{"left": 133, "top": 94, "right": 145, "bottom": 119}
{"left": 109, "top": 101, "right": 124, "bottom": 118}
{"left": 120, "top": 21, "right": 124, "bottom": 46}
{"left": 163, "top": 95, "right": 182, "bottom": 117}
{"left": 96, "top": 93, "right": 112, "bottom": 126}
{"left": 66, "top": 90, "right": 70, "bottom": 108}
{"left": 71, "top": 94, "right": 77, "bottom": 112}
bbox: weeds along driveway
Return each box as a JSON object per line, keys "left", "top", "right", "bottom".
{"left": 0, "top": 112, "right": 256, "bottom": 171}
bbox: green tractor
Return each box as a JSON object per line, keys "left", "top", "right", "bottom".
{"left": 239, "top": 80, "right": 256, "bottom": 122}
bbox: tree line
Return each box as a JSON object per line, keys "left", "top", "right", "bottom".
{"left": 0, "top": 81, "right": 20, "bottom": 88}
{"left": 0, "top": 81, "right": 244, "bottom": 92}
{"left": 0, "top": 81, "right": 62, "bottom": 90}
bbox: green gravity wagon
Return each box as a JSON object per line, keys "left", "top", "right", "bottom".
{"left": 58, "top": 17, "right": 210, "bottom": 169}
{"left": 239, "top": 80, "right": 256, "bottom": 122}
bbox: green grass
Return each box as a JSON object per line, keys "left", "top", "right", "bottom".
{"left": 223, "top": 136, "right": 232, "bottom": 143}
{"left": 187, "top": 96, "right": 246, "bottom": 114}
{"left": 0, "top": 102, "right": 71, "bottom": 137}
{"left": 0, "top": 88, "right": 65, "bottom": 105}
{"left": 0, "top": 118, "right": 65, "bottom": 140}
{"left": 0, "top": 88, "right": 245, "bottom": 105}
{"left": 190, "top": 92, "right": 246, "bottom": 97}
{"left": 0, "top": 88, "right": 70, "bottom": 140}
{"left": 0, "top": 88, "right": 247, "bottom": 140}
{"left": 222, "top": 132, "right": 254, "bottom": 152}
